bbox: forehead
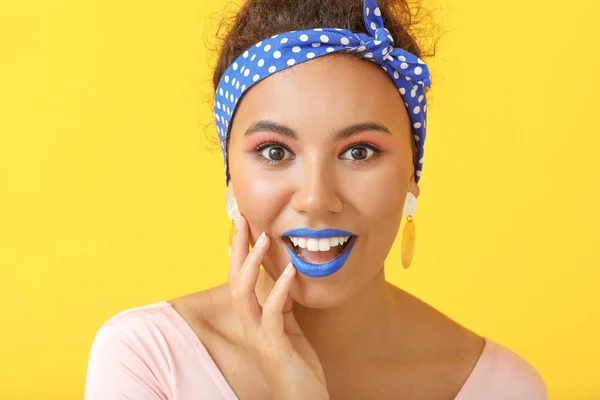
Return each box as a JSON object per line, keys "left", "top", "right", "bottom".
{"left": 230, "top": 54, "right": 410, "bottom": 136}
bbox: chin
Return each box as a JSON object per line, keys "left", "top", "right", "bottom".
{"left": 289, "top": 280, "right": 352, "bottom": 309}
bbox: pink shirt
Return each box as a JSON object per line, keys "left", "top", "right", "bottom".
{"left": 84, "top": 301, "right": 548, "bottom": 399}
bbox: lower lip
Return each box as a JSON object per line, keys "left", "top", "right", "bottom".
{"left": 285, "top": 239, "right": 356, "bottom": 278}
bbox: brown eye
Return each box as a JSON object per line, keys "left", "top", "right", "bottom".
{"left": 340, "top": 146, "right": 376, "bottom": 161}
{"left": 351, "top": 148, "right": 368, "bottom": 160}
{"left": 259, "top": 145, "right": 292, "bottom": 162}
{"left": 269, "top": 147, "right": 285, "bottom": 160}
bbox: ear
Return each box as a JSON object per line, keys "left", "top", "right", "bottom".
{"left": 408, "top": 171, "right": 421, "bottom": 200}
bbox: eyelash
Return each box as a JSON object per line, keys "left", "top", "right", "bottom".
{"left": 253, "top": 141, "right": 294, "bottom": 165}
{"left": 342, "top": 142, "right": 383, "bottom": 164}
{"left": 252, "top": 141, "right": 383, "bottom": 165}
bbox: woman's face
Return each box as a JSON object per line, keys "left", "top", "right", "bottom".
{"left": 226, "top": 54, "right": 419, "bottom": 307}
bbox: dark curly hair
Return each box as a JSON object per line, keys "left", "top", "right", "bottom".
{"left": 208, "top": 0, "right": 441, "bottom": 181}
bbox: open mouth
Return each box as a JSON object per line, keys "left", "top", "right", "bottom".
{"left": 280, "top": 228, "right": 358, "bottom": 278}
{"left": 283, "top": 235, "right": 356, "bottom": 264}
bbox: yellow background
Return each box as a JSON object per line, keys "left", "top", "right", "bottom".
{"left": 1, "top": 0, "right": 598, "bottom": 398}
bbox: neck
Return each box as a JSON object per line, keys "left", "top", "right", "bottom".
{"left": 255, "top": 266, "right": 399, "bottom": 363}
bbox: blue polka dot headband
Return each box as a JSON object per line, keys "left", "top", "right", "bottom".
{"left": 214, "top": 0, "right": 431, "bottom": 184}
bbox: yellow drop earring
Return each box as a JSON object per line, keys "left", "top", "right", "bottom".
{"left": 225, "top": 196, "right": 240, "bottom": 256}
{"left": 401, "top": 192, "right": 417, "bottom": 269}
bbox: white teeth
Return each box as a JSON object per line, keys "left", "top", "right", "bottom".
{"left": 287, "top": 236, "right": 352, "bottom": 252}
{"left": 318, "top": 238, "right": 330, "bottom": 251}
{"left": 307, "top": 238, "right": 319, "bottom": 251}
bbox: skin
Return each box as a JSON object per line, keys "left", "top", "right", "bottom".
{"left": 168, "top": 54, "right": 486, "bottom": 399}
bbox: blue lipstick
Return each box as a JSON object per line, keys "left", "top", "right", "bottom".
{"left": 282, "top": 228, "right": 356, "bottom": 278}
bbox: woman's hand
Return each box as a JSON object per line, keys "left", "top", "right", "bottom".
{"left": 228, "top": 215, "right": 329, "bottom": 400}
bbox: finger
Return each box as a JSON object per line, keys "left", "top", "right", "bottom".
{"left": 227, "top": 215, "right": 249, "bottom": 284}
{"left": 262, "top": 262, "right": 296, "bottom": 335}
{"left": 231, "top": 230, "right": 271, "bottom": 333}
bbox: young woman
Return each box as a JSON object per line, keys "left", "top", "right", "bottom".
{"left": 84, "top": 0, "right": 548, "bottom": 398}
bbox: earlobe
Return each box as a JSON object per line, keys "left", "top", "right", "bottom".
{"left": 408, "top": 179, "right": 420, "bottom": 200}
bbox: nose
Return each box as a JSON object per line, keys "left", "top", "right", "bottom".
{"left": 290, "top": 157, "right": 343, "bottom": 215}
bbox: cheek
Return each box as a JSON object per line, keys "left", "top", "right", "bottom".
{"left": 360, "top": 181, "right": 404, "bottom": 226}
{"left": 353, "top": 176, "right": 404, "bottom": 262}
{"left": 230, "top": 164, "right": 292, "bottom": 241}
{"left": 341, "top": 160, "right": 406, "bottom": 238}
{"left": 347, "top": 157, "right": 406, "bottom": 208}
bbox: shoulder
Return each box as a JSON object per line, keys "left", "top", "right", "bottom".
{"left": 85, "top": 302, "right": 177, "bottom": 399}
{"left": 454, "top": 339, "right": 548, "bottom": 399}
{"left": 93, "top": 300, "right": 188, "bottom": 352}
{"left": 101, "top": 301, "right": 175, "bottom": 331}
{"left": 87, "top": 301, "right": 186, "bottom": 371}
{"left": 470, "top": 339, "right": 548, "bottom": 399}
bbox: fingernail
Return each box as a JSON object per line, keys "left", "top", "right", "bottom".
{"left": 233, "top": 214, "right": 241, "bottom": 231}
{"left": 254, "top": 232, "right": 266, "bottom": 248}
{"left": 282, "top": 262, "right": 294, "bottom": 276}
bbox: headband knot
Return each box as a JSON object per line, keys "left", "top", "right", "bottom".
{"left": 355, "top": 27, "right": 395, "bottom": 63}
{"left": 374, "top": 26, "right": 393, "bottom": 44}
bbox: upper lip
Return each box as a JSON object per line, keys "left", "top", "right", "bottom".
{"left": 281, "top": 228, "right": 356, "bottom": 238}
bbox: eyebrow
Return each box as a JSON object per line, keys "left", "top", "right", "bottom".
{"left": 243, "top": 120, "right": 391, "bottom": 140}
